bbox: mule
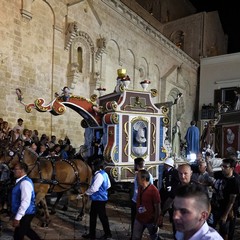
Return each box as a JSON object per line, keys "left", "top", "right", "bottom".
{"left": 0, "top": 144, "right": 92, "bottom": 226}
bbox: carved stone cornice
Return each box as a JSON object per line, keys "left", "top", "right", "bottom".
{"left": 101, "top": 0, "right": 199, "bottom": 70}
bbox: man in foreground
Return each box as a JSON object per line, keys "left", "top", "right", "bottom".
{"left": 173, "top": 184, "right": 223, "bottom": 240}
{"left": 12, "top": 162, "right": 41, "bottom": 240}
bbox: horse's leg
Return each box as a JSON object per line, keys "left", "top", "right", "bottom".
{"left": 39, "top": 198, "right": 51, "bottom": 227}
{"left": 76, "top": 194, "right": 90, "bottom": 221}
{"left": 35, "top": 192, "right": 51, "bottom": 227}
{"left": 76, "top": 195, "right": 84, "bottom": 221}
{"left": 50, "top": 192, "right": 64, "bottom": 215}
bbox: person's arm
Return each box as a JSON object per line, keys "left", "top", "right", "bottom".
{"left": 221, "top": 194, "right": 237, "bottom": 223}
{"left": 205, "top": 158, "right": 213, "bottom": 175}
{"left": 153, "top": 202, "right": 160, "bottom": 224}
{"left": 85, "top": 172, "right": 104, "bottom": 196}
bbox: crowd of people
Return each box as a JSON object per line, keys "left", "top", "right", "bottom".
{"left": 0, "top": 117, "right": 240, "bottom": 240}
{"left": 0, "top": 117, "right": 79, "bottom": 161}
{"left": 159, "top": 154, "right": 240, "bottom": 240}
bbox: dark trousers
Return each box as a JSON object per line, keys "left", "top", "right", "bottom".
{"left": 89, "top": 200, "right": 111, "bottom": 236}
{"left": 13, "top": 214, "right": 41, "bottom": 240}
{"left": 131, "top": 200, "right": 137, "bottom": 238}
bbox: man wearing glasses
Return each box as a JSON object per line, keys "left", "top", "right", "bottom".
{"left": 210, "top": 158, "right": 240, "bottom": 240}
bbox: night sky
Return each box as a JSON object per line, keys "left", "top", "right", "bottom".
{"left": 189, "top": 0, "right": 240, "bottom": 53}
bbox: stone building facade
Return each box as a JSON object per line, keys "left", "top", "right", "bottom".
{"left": 0, "top": 0, "right": 202, "bottom": 148}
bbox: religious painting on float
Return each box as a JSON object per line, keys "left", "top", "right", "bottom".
{"left": 222, "top": 125, "right": 239, "bottom": 157}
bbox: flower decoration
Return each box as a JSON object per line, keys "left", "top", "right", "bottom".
{"left": 140, "top": 80, "right": 151, "bottom": 84}
{"left": 121, "top": 75, "right": 131, "bottom": 81}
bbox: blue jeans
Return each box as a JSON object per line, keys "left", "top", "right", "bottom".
{"left": 132, "top": 219, "right": 158, "bottom": 240}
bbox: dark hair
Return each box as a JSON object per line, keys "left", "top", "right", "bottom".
{"left": 92, "top": 158, "right": 104, "bottom": 170}
{"left": 190, "top": 120, "right": 196, "bottom": 126}
{"left": 175, "top": 184, "right": 209, "bottom": 209}
{"left": 222, "top": 158, "right": 237, "bottom": 168}
{"left": 18, "top": 118, "right": 23, "bottom": 122}
{"left": 138, "top": 169, "right": 150, "bottom": 182}
{"left": 205, "top": 152, "right": 211, "bottom": 157}
{"left": 15, "top": 162, "right": 28, "bottom": 173}
{"left": 134, "top": 157, "right": 144, "bottom": 168}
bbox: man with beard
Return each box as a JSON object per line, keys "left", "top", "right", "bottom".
{"left": 210, "top": 158, "right": 240, "bottom": 240}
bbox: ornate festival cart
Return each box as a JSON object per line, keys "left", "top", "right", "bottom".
{"left": 17, "top": 70, "right": 169, "bottom": 186}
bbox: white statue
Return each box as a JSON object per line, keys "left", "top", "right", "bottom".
{"left": 226, "top": 128, "right": 235, "bottom": 144}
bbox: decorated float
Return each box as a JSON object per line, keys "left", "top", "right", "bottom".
{"left": 17, "top": 69, "right": 169, "bottom": 186}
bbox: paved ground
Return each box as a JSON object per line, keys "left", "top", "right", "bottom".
{"left": 0, "top": 192, "right": 240, "bottom": 240}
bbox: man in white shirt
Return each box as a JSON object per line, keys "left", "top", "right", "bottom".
{"left": 11, "top": 162, "right": 41, "bottom": 240}
{"left": 82, "top": 158, "right": 112, "bottom": 240}
{"left": 173, "top": 184, "right": 223, "bottom": 240}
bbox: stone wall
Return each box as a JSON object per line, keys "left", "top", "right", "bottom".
{"left": 0, "top": 0, "right": 198, "bottom": 147}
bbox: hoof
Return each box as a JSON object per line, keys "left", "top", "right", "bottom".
{"left": 50, "top": 209, "right": 56, "bottom": 215}
{"left": 41, "top": 220, "right": 50, "bottom": 228}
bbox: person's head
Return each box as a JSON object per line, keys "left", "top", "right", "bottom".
{"left": 39, "top": 144, "right": 47, "bottom": 153}
{"left": 134, "top": 157, "right": 144, "bottom": 171}
{"left": 51, "top": 135, "right": 56, "bottom": 143}
{"left": 173, "top": 184, "right": 210, "bottom": 238}
{"left": 196, "top": 153, "right": 203, "bottom": 163}
{"left": 30, "top": 142, "right": 37, "bottom": 151}
{"left": 17, "top": 118, "right": 23, "bottom": 126}
{"left": 53, "top": 144, "right": 61, "bottom": 153}
{"left": 198, "top": 160, "right": 207, "bottom": 174}
{"left": 205, "top": 151, "right": 211, "bottom": 160}
{"left": 137, "top": 169, "right": 150, "bottom": 188}
{"left": 221, "top": 158, "right": 236, "bottom": 177}
{"left": 190, "top": 120, "right": 196, "bottom": 126}
{"left": 178, "top": 164, "right": 192, "bottom": 185}
{"left": 92, "top": 158, "right": 104, "bottom": 173}
{"left": 23, "top": 128, "right": 30, "bottom": 136}
{"left": 33, "top": 129, "right": 38, "bottom": 136}
{"left": 2, "top": 121, "right": 8, "bottom": 128}
{"left": 13, "top": 162, "right": 28, "bottom": 178}
{"left": 164, "top": 157, "right": 174, "bottom": 170}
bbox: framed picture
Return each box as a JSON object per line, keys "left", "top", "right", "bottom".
{"left": 222, "top": 125, "right": 239, "bottom": 157}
